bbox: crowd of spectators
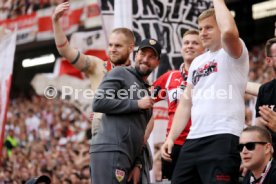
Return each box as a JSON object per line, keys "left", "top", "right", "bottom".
{"left": 0, "top": 0, "right": 74, "bottom": 21}
{"left": 0, "top": 42, "right": 274, "bottom": 183}
{"left": 1, "top": 95, "right": 91, "bottom": 184}
{"left": 245, "top": 44, "right": 275, "bottom": 126}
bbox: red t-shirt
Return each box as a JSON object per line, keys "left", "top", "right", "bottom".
{"left": 153, "top": 69, "right": 191, "bottom": 145}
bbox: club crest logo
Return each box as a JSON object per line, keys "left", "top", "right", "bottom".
{"left": 149, "top": 39, "right": 156, "bottom": 45}
{"left": 115, "top": 169, "right": 125, "bottom": 183}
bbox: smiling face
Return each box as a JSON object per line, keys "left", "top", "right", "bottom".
{"left": 134, "top": 47, "right": 160, "bottom": 77}
{"left": 239, "top": 131, "right": 271, "bottom": 171}
{"left": 181, "top": 33, "right": 204, "bottom": 64}
{"left": 198, "top": 15, "right": 221, "bottom": 52}
{"left": 107, "top": 32, "right": 133, "bottom": 66}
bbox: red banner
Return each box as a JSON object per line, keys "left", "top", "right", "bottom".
{"left": 0, "top": 13, "right": 37, "bottom": 44}
{"left": 0, "top": 1, "right": 101, "bottom": 44}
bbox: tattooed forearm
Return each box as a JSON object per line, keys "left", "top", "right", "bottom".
{"left": 80, "top": 56, "right": 90, "bottom": 72}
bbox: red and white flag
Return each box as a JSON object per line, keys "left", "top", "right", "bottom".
{"left": 36, "top": 1, "right": 83, "bottom": 41}
{"left": 0, "top": 28, "right": 17, "bottom": 156}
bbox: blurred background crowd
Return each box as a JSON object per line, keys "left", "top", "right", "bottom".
{"left": 0, "top": 0, "right": 84, "bottom": 21}
{"left": 1, "top": 95, "right": 91, "bottom": 184}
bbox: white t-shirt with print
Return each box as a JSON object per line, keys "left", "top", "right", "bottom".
{"left": 187, "top": 40, "right": 249, "bottom": 139}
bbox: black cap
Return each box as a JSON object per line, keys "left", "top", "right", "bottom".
{"left": 26, "top": 175, "right": 51, "bottom": 184}
{"left": 138, "top": 39, "right": 162, "bottom": 58}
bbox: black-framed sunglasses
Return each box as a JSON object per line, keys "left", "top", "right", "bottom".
{"left": 238, "top": 142, "right": 268, "bottom": 152}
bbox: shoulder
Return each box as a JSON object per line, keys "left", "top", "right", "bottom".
{"left": 268, "top": 163, "right": 276, "bottom": 182}
{"left": 159, "top": 70, "right": 178, "bottom": 79}
{"left": 260, "top": 79, "right": 276, "bottom": 92}
{"left": 190, "top": 53, "right": 207, "bottom": 67}
{"left": 222, "top": 39, "right": 248, "bottom": 60}
{"left": 108, "top": 66, "right": 127, "bottom": 76}
{"left": 271, "top": 160, "right": 276, "bottom": 168}
{"left": 154, "top": 70, "right": 178, "bottom": 86}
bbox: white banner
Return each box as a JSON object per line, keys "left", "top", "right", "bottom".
{"left": 70, "top": 29, "right": 108, "bottom": 52}
{"left": 114, "top": 0, "right": 132, "bottom": 29}
{"left": 101, "top": 0, "right": 213, "bottom": 74}
{"left": 0, "top": 28, "right": 16, "bottom": 153}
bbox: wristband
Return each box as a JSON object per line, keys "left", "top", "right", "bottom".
{"left": 56, "top": 40, "right": 68, "bottom": 48}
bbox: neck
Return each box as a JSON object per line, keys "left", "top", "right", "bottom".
{"left": 124, "top": 59, "right": 131, "bottom": 66}
{"left": 142, "top": 76, "right": 148, "bottom": 81}
{"left": 184, "top": 61, "right": 191, "bottom": 71}
{"left": 252, "top": 157, "right": 271, "bottom": 179}
{"left": 209, "top": 43, "right": 222, "bottom": 52}
{"left": 114, "top": 59, "right": 131, "bottom": 67}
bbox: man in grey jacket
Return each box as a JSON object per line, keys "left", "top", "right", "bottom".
{"left": 91, "top": 38, "right": 162, "bottom": 184}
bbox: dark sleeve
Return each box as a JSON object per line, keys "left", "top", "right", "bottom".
{"left": 93, "top": 67, "right": 139, "bottom": 114}
{"left": 268, "top": 169, "right": 276, "bottom": 183}
{"left": 153, "top": 71, "right": 170, "bottom": 102}
{"left": 255, "top": 84, "right": 264, "bottom": 117}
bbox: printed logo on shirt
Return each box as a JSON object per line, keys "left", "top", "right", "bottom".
{"left": 167, "top": 87, "right": 185, "bottom": 103}
{"left": 192, "top": 60, "right": 218, "bottom": 86}
{"left": 115, "top": 169, "right": 125, "bottom": 183}
{"left": 174, "top": 78, "right": 181, "bottom": 83}
{"left": 216, "top": 174, "right": 231, "bottom": 182}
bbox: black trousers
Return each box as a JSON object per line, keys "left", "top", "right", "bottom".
{"left": 172, "top": 134, "right": 241, "bottom": 184}
{"left": 162, "top": 144, "right": 182, "bottom": 180}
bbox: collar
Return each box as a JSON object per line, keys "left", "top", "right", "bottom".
{"left": 250, "top": 159, "right": 273, "bottom": 184}
{"left": 126, "top": 66, "right": 151, "bottom": 88}
{"left": 179, "top": 63, "right": 188, "bottom": 81}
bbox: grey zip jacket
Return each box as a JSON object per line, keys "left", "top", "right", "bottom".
{"left": 91, "top": 66, "right": 152, "bottom": 165}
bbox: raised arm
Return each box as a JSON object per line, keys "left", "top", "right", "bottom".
{"left": 213, "top": 0, "right": 242, "bottom": 59}
{"left": 52, "top": 2, "right": 102, "bottom": 73}
{"left": 245, "top": 81, "right": 261, "bottom": 96}
{"left": 161, "top": 84, "right": 192, "bottom": 160}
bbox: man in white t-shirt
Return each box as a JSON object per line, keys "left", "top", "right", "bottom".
{"left": 161, "top": 0, "right": 249, "bottom": 183}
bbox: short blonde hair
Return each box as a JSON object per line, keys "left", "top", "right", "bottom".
{"left": 183, "top": 29, "right": 199, "bottom": 37}
{"left": 112, "top": 27, "right": 135, "bottom": 45}
{"left": 198, "top": 8, "right": 215, "bottom": 22}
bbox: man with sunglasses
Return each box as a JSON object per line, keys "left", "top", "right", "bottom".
{"left": 239, "top": 126, "right": 276, "bottom": 184}
{"left": 255, "top": 37, "right": 276, "bottom": 158}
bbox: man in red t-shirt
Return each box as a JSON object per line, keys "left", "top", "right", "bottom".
{"left": 147, "top": 30, "right": 204, "bottom": 180}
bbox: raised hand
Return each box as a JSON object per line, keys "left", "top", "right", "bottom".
{"left": 52, "top": 2, "right": 70, "bottom": 22}
{"left": 259, "top": 105, "right": 276, "bottom": 132}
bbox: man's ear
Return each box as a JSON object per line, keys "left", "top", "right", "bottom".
{"left": 129, "top": 43, "right": 135, "bottom": 53}
{"left": 265, "top": 143, "right": 273, "bottom": 155}
{"left": 266, "top": 57, "right": 273, "bottom": 67}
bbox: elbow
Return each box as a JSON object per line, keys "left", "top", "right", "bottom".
{"left": 92, "top": 99, "right": 102, "bottom": 112}
{"left": 221, "top": 29, "right": 239, "bottom": 40}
